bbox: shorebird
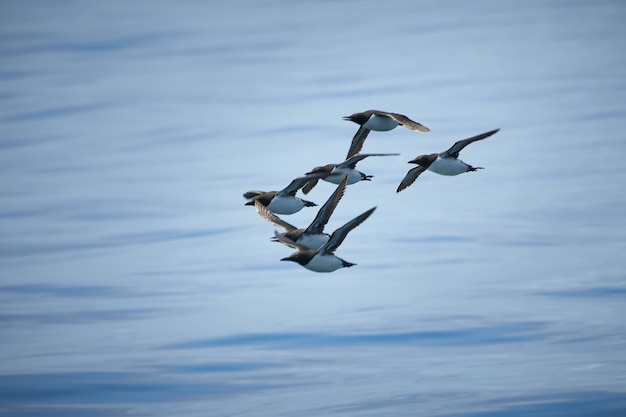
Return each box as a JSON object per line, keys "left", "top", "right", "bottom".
{"left": 397, "top": 128, "right": 500, "bottom": 192}
{"left": 276, "top": 206, "right": 376, "bottom": 273}
{"left": 244, "top": 175, "right": 319, "bottom": 214}
{"left": 254, "top": 176, "right": 349, "bottom": 249}
{"left": 301, "top": 153, "right": 399, "bottom": 194}
{"left": 343, "top": 110, "right": 430, "bottom": 159}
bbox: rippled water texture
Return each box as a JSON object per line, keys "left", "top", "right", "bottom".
{"left": 1, "top": 1, "right": 625, "bottom": 416}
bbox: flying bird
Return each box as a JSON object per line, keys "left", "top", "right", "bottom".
{"left": 254, "top": 175, "right": 349, "bottom": 250}
{"left": 301, "top": 153, "right": 399, "bottom": 194}
{"left": 244, "top": 175, "right": 319, "bottom": 214}
{"left": 343, "top": 110, "right": 430, "bottom": 159}
{"left": 276, "top": 206, "right": 377, "bottom": 273}
{"left": 396, "top": 128, "right": 500, "bottom": 192}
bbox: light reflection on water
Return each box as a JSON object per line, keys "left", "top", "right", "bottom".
{"left": 1, "top": 1, "right": 626, "bottom": 416}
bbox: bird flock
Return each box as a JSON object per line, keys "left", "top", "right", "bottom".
{"left": 244, "top": 110, "right": 500, "bottom": 273}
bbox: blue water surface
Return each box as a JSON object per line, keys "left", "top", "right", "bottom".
{"left": 1, "top": 1, "right": 625, "bottom": 416}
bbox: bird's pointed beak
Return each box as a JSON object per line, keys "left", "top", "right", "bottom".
{"left": 342, "top": 116, "right": 351, "bottom": 121}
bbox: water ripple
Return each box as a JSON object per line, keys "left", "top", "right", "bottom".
{"left": 161, "top": 322, "right": 546, "bottom": 350}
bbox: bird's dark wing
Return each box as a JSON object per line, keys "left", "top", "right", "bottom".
{"left": 396, "top": 165, "right": 428, "bottom": 192}
{"left": 443, "top": 128, "right": 500, "bottom": 158}
{"left": 345, "top": 125, "right": 371, "bottom": 160}
{"left": 278, "top": 175, "right": 316, "bottom": 197}
{"left": 273, "top": 230, "right": 308, "bottom": 250}
{"left": 377, "top": 111, "right": 430, "bottom": 133}
{"left": 321, "top": 207, "right": 376, "bottom": 254}
{"left": 243, "top": 190, "right": 262, "bottom": 199}
{"left": 301, "top": 177, "right": 319, "bottom": 195}
{"left": 305, "top": 175, "right": 348, "bottom": 234}
{"left": 254, "top": 200, "right": 297, "bottom": 232}
{"left": 338, "top": 152, "right": 401, "bottom": 169}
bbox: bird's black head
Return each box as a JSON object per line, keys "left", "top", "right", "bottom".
{"left": 342, "top": 112, "right": 369, "bottom": 125}
{"left": 409, "top": 154, "right": 435, "bottom": 167}
{"left": 280, "top": 252, "right": 310, "bottom": 266}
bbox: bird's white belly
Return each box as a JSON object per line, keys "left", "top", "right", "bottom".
{"left": 428, "top": 157, "right": 470, "bottom": 176}
{"left": 305, "top": 254, "right": 344, "bottom": 273}
{"left": 324, "top": 168, "right": 363, "bottom": 185}
{"left": 297, "top": 233, "right": 330, "bottom": 250}
{"left": 363, "top": 114, "right": 398, "bottom": 131}
{"left": 267, "top": 196, "right": 305, "bottom": 214}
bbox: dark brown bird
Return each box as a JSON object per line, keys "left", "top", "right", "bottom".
{"left": 343, "top": 110, "right": 430, "bottom": 159}
{"left": 301, "top": 152, "right": 399, "bottom": 194}
{"left": 397, "top": 128, "right": 500, "bottom": 192}
{"left": 254, "top": 176, "right": 349, "bottom": 249}
{"left": 244, "top": 175, "right": 320, "bottom": 214}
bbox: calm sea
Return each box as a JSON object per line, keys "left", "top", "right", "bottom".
{"left": 1, "top": 1, "right": 625, "bottom": 416}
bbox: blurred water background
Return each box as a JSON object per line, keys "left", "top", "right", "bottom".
{"left": 1, "top": 1, "right": 626, "bottom": 416}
